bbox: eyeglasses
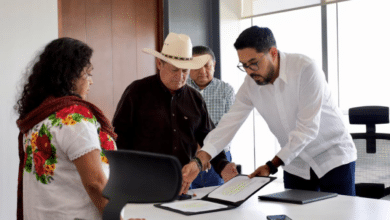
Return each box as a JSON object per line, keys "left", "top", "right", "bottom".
{"left": 237, "top": 61, "right": 259, "bottom": 72}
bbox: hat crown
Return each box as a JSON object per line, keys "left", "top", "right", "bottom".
{"left": 161, "top": 33, "right": 192, "bottom": 59}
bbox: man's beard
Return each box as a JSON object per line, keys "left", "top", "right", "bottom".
{"left": 250, "top": 63, "right": 275, "bottom": 86}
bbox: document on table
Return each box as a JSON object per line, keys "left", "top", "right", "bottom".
{"left": 160, "top": 200, "right": 228, "bottom": 213}
{"left": 208, "top": 175, "right": 270, "bottom": 203}
{"left": 154, "top": 175, "right": 275, "bottom": 215}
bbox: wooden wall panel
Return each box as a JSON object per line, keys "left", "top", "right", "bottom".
{"left": 135, "top": 0, "right": 158, "bottom": 79}
{"left": 58, "top": 0, "right": 163, "bottom": 121}
{"left": 112, "top": 0, "right": 138, "bottom": 108}
{"left": 58, "top": 0, "right": 86, "bottom": 41}
{"left": 85, "top": 0, "right": 114, "bottom": 119}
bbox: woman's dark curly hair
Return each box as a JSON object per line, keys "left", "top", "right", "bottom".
{"left": 15, "top": 37, "right": 93, "bottom": 118}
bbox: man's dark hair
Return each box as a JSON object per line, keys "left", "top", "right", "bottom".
{"left": 192, "top": 46, "right": 216, "bottom": 61}
{"left": 15, "top": 37, "right": 93, "bottom": 118}
{"left": 234, "top": 26, "right": 277, "bottom": 53}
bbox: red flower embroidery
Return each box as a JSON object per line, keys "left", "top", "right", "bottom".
{"left": 56, "top": 105, "right": 93, "bottom": 119}
{"left": 33, "top": 152, "right": 46, "bottom": 176}
{"left": 56, "top": 105, "right": 77, "bottom": 119}
{"left": 99, "top": 131, "right": 115, "bottom": 151}
{"left": 73, "top": 105, "right": 93, "bottom": 118}
{"left": 36, "top": 134, "right": 52, "bottom": 160}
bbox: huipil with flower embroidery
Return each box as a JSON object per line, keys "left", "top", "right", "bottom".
{"left": 22, "top": 105, "right": 116, "bottom": 220}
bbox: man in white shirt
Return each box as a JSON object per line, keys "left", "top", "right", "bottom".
{"left": 183, "top": 26, "right": 357, "bottom": 196}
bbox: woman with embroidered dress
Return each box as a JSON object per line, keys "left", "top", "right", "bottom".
{"left": 15, "top": 38, "right": 144, "bottom": 220}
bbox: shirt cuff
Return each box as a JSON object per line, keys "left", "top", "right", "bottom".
{"left": 276, "top": 146, "right": 294, "bottom": 166}
{"left": 201, "top": 143, "right": 219, "bottom": 159}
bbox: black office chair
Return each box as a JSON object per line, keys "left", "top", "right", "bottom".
{"left": 102, "top": 150, "right": 182, "bottom": 220}
{"left": 349, "top": 106, "right": 390, "bottom": 199}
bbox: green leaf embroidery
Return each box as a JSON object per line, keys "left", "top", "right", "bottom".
{"left": 39, "top": 124, "right": 49, "bottom": 137}
{"left": 46, "top": 157, "right": 57, "bottom": 165}
{"left": 51, "top": 144, "right": 56, "bottom": 154}
{"left": 39, "top": 175, "right": 47, "bottom": 184}
{"left": 48, "top": 114, "right": 56, "bottom": 120}
{"left": 72, "top": 113, "right": 83, "bottom": 123}
{"left": 25, "top": 156, "right": 32, "bottom": 173}
{"left": 52, "top": 118, "right": 61, "bottom": 127}
{"left": 26, "top": 145, "right": 32, "bottom": 155}
{"left": 47, "top": 132, "right": 53, "bottom": 141}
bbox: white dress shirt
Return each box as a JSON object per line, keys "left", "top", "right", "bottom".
{"left": 202, "top": 51, "right": 357, "bottom": 179}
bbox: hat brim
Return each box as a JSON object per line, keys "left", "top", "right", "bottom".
{"left": 142, "top": 48, "right": 210, "bottom": 69}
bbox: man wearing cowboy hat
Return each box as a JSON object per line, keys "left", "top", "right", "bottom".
{"left": 112, "top": 33, "right": 238, "bottom": 195}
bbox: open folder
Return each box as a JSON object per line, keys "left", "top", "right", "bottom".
{"left": 154, "top": 175, "right": 276, "bottom": 216}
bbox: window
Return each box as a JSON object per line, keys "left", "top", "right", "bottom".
{"left": 222, "top": 0, "right": 390, "bottom": 180}
{"left": 337, "top": 0, "right": 390, "bottom": 133}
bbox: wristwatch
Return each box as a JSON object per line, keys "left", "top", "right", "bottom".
{"left": 191, "top": 157, "right": 203, "bottom": 171}
{"left": 266, "top": 161, "right": 278, "bottom": 175}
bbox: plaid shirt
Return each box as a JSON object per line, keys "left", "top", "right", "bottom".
{"left": 187, "top": 78, "right": 235, "bottom": 151}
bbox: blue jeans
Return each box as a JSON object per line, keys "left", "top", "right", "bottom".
{"left": 190, "top": 151, "right": 232, "bottom": 189}
{"left": 283, "top": 161, "right": 356, "bottom": 196}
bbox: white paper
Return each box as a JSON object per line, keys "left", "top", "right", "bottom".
{"left": 208, "top": 176, "right": 270, "bottom": 203}
{"left": 160, "top": 200, "right": 228, "bottom": 213}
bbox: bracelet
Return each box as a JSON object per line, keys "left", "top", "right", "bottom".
{"left": 266, "top": 161, "right": 278, "bottom": 175}
{"left": 191, "top": 157, "right": 203, "bottom": 171}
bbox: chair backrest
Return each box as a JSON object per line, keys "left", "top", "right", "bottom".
{"left": 102, "top": 150, "right": 182, "bottom": 220}
{"left": 349, "top": 106, "right": 390, "bottom": 188}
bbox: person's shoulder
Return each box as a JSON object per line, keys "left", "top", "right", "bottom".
{"left": 213, "top": 78, "right": 235, "bottom": 92}
{"left": 130, "top": 74, "right": 156, "bottom": 87}
{"left": 220, "top": 79, "right": 234, "bottom": 91}
{"left": 49, "top": 105, "right": 97, "bottom": 127}
{"left": 123, "top": 74, "right": 158, "bottom": 94}
{"left": 184, "top": 85, "right": 206, "bottom": 104}
{"left": 185, "top": 85, "right": 202, "bottom": 97}
{"left": 186, "top": 78, "right": 196, "bottom": 88}
{"left": 283, "top": 52, "right": 315, "bottom": 68}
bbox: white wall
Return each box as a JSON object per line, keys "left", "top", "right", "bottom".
{"left": 0, "top": 0, "right": 58, "bottom": 219}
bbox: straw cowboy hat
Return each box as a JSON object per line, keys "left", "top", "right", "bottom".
{"left": 142, "top": 33, "right": 210, "bottom": 69}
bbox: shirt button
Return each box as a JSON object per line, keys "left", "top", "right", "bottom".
{"left": 172, "top": 114, "right": 175, "bottom": 116}
{"left": 173, "top": 129, "right": 176, "bottom": 132}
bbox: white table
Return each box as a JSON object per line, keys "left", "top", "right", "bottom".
{"left": 123, "top": 183, "right": 390, "bottom": 220}
{"left": 381, "top": 194, "right": 390, "bottom": 201}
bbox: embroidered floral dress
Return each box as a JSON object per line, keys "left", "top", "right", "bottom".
{"left": 22, "top": 105, "right": 116, "bottom": 220}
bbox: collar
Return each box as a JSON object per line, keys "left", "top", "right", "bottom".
{"left": 187, "top": 78, "right": 215, "bottom": 91}
{"left": 156, "top": 73, "right": 186, "bottom": 95}
{"left": 277, "top": 51, "right": 288, "bottom": 84}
